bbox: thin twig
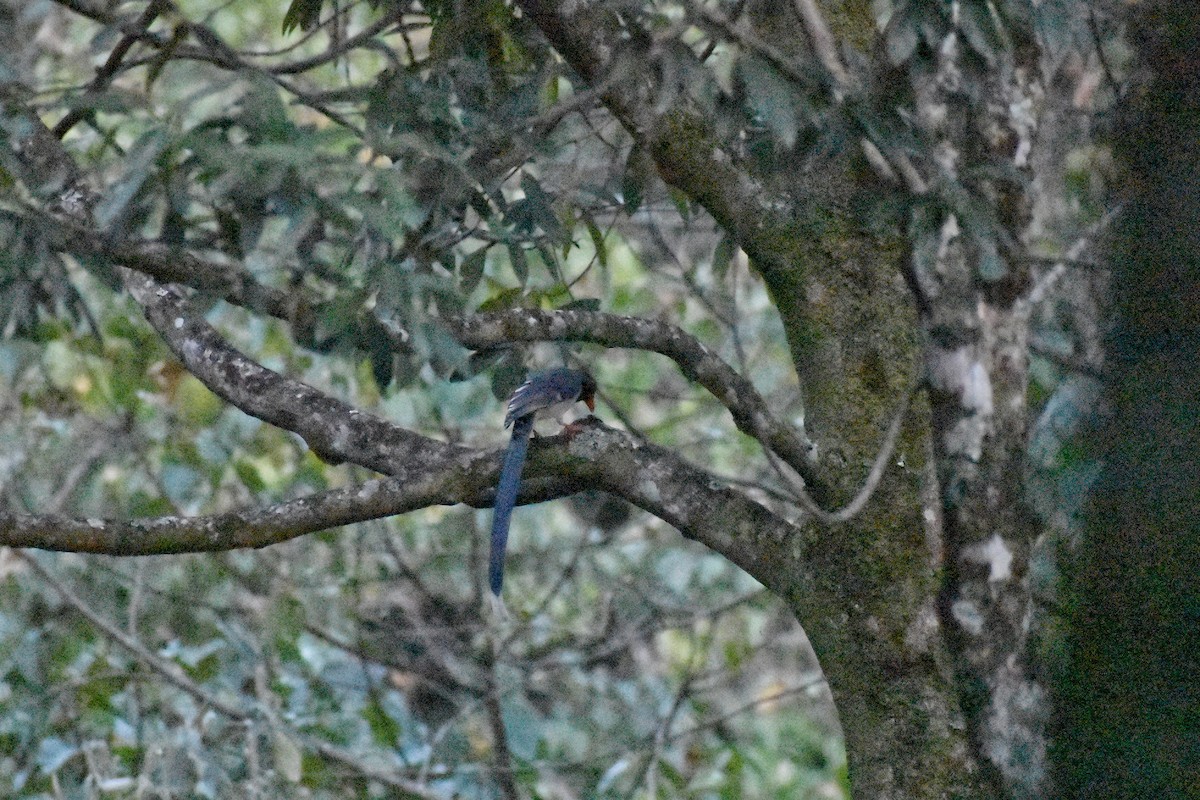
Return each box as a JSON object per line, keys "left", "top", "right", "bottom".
{"left": 793, "top": 0, "right": 852, "bottom": 92}
{"left": 482, "top": 640, "right": 520, "bottom": 800}
{"left": 15, "top": 549, "right": 249, "bottom": 719}
{"left": 53, "top": 0, "right": 167, "bottom": 138}
{"left": 16, "top": 549, "right": 445, "bottom": 795}
{"left": 1086, "top": 4, "right": 1119, "bottom": 96}
{"left": 770, "top": 369, "right": 917, "bottom": 524}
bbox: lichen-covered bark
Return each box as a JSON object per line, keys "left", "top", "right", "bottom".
{"left": 514, "top": 2, "right": 990, "bottom": 796}
{"left": 909, "top": 16, "right": 1050, "bottom": 799}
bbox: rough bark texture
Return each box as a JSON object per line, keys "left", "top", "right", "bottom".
{"left": 903, "top": 14, "right": 1052, "bottom": 797}
{"left": 512, "top": 1, "right": 990, "bottom": 796}
{"left": 3, "top": 2, "right": 1138, "bottom": 797}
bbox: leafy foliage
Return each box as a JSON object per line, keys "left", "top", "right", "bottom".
{"left": 0, "top": 0, "right": 845, "bottom": 797}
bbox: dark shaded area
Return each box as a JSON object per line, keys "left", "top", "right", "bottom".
{"left": 1055, "top": 4, "right": 1200, "bottom": 796}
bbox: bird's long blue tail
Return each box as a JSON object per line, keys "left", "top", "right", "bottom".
{"left": 489, "top": 414, "right": 535, "bottom": 596}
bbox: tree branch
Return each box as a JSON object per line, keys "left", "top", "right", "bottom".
{"left": 14, "top": 205, "right": 410, "bottom": 356}
{"left": 22, "top": 206, "right": 833, "bottom": 503}
{"left": 52, "top": 0, "right": 168, "bottom": 138}
{"left": 123, "top": 270, "right": 452, "bottom": 475}
{"left": 0, "top": 475, "right": 447, "bottom": 554}
{"left": 2, "top": 264, "right": 818, "bottom": 612}
{"left": 446, "top": 308, "right": 833, "bottom": 502}
{"left": 513, "top": 0, "right": 814, "bottom": 312}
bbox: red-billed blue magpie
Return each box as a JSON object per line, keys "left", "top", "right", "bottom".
{"left": 490, "top": 368, "right": 597, "bottom": 596}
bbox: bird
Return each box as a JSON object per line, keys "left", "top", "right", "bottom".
{"left": 490, "top": 367, "right": 597, "bottom": 597}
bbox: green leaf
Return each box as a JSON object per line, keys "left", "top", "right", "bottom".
{"left": 363, "top": 695, "right": 402, "bottom": 746}
{"left": 459, "top": 247, "right": 488, "bottom": 293}
{"left": 668, "top": 186, "right": 692, "bottom": 219}
{"left": 583, "top": 212, "right": 608, "bottom": 269}
{"left": 712, "top": 235, "right": 736, "bottom": 283}
{"left": 908, "top": 198, "right": 943, "bottom": 281}
{"left": 234, "top": 459, "right": 267, "bottom": 493}
{"left": 885, "top": 8, "right": 921, "bottom": 65}
{"left": 507, "top": 242, "right": 529, "bottom": 286}
{"left": 491, "top": 351, "right": 527, "bottom": 401}
{"left": 737, "top": 54, "right": 802, "bottom": 149}
{"left": 958, "top": 0, "right": 1002, "bottom": 63}
{"left": 478, "top": 285, "right": 524, "bottom": 312}
{"left": 622, "top": 147, "right": 651, "bottom": 214}
{"left": 240, "top": 76, "right": 290, "bottom": 142}
{"left": 519, "top": 174, "right": 566, "bottom": 243}
{"left": 282, "top": 0, "right": 324, "bottom": 35}
{"left": 93, "top": 127, "right": 167, "bottom": 229}
{"left": 145, "top": 25, "right": 186, "bottom": 89}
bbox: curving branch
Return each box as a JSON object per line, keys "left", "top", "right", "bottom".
{"left": 446, "top": 308, "right": 834, "bottom": 503}
{"left": 513, "top": 0, "right": 813, "bottom": 305}
{"left": 97, "top": 270, "right": 820, "bottom": 609}
{"left": 1, "top": 393, "right": 814, "bottom": 610}
{"left": 16, "top": 206, "right": 411, "bottom": 356}
{"left": 52, "top": 0, "right": 167, "bottom": 138}
{"left": 23, "top": 207, "right": 833, "bottom": 502}
{"left": 123, "top": 271, "right": 454, "bottom": 475}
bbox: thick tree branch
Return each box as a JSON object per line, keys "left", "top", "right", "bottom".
{"left": 6, "top": 265, "right": 816, "bottom": 610}
{"left": 446, "top": 308, "right": 833, "bottom": 502}
{"left": 23, "top": 207, "right": 833, "bottom": 502}
{"left": 514, "top": 0, "right": 815, "bottom": 313}
{"left": 0, "top": 410, "right": 813, "bottom": 611}
{"left": 0, "top": 476, "right": 450, "bottom": 554}
{"left": 14, "top": 206, "right": 410, "bottom": 356}
{"left": 124, "top": 271, "right": 453, "bottom": 475}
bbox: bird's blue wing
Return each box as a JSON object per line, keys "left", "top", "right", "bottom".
{"left": 489, "top": 413, "right": 535, "bottom": 596}
{"left": 504, "top": 368, "right": 587, "bottom": 427}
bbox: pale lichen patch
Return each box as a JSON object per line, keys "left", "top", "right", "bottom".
{"left": 964, "top": 533, "right": 1014, "bottom": 583}
{"left": 951, "top": 599, "right": 984, "bottom": 635}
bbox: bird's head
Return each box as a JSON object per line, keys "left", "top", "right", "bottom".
{"left": 579, "top": 372, "right": 598, "bottom": 412}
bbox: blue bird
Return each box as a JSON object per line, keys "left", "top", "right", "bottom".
{"left": 490, "top": 368, "right": 597, "bottom": 596}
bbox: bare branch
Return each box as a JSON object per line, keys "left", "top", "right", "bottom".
{"left": 772, "top": 374, "right": 917, "bottom": 524}
{"left": 481, "top": 643, "right": 520, "bottom": 800}
{"left": 52, "top": 0, "right": 168, "bottom": 138}
{"left": 446, "top": 308, "right": 834, "bottom": 503}
{"left": 793, "top": 0, "right": 852, "bottom": 90}
{"left": 0, "top": 474, "right": 456, "bottom": 554}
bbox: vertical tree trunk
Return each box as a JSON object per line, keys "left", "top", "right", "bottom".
{"left": 1054, "top": 4, "right": 1200, "bottom": 796}
{"left": 910, "top": 14, "right": 1052, "bottom": 797}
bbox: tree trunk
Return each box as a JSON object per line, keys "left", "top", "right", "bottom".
{"left": 1054, "top": 4, "right": 1200, "bottom": 796}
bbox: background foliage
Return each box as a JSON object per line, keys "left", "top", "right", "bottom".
{"left": 0, "top": 0, "right": 848, "bottom": 797}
